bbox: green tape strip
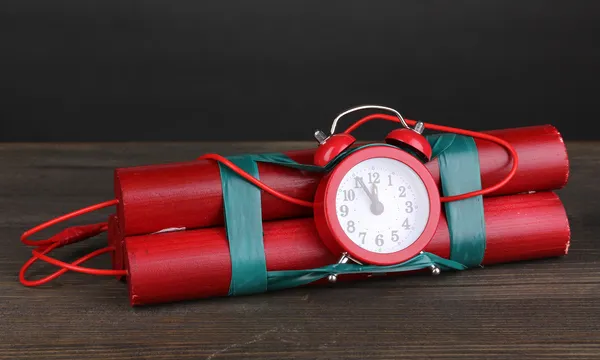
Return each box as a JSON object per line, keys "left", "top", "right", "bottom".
{"left": 267, "top": 251, "right": 467, "bottom": 291}
{"left": 219, "top": 156, "right": 268, "bottom": 296}
{"left": 431, "top": 134, "right": 486, "bottom": 267}
{"left": 429, "top": 134, "right": 457, "bottom": 160}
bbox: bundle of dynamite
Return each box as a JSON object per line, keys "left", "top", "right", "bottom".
{"left": 20, "top": 108, "right": 570, "bottom": 307}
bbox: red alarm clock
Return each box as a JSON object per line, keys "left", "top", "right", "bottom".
{"left": 313, "top": 106, "right": 441, "bottom": 280}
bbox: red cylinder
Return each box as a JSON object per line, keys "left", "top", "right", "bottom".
{"left": 115, "top": 125, "right": 568, "bottom": 237}
{"left": 125, "top": 191, "right": 570, "bottom": 306}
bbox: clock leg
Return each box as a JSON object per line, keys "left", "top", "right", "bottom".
{"left": 328, "top": 253, "right": 350, "bottom": 283}
{"left": 327, "top": 254, "right": 440, "bottom": 282}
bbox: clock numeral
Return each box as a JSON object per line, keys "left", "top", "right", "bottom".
{"left": 339, "top": 205, "right": 349, "bottom": 217}
{"left": 368, "top": 172, "right": 380, "bottom": 184}
{"left": 405, "top": 201, "right": 413, "bottom": 213}
{"left": 398, "top": 186, "right": 406, "bottom": 197}
{"left": 402, "top": 218, "right": 410, "bottom": 230}
{"left": 391, "top": 230, "right": 399, "bottom": 242}
{"left": 347, "top": 220, "right": 355, "bottom": 233}
{"left": 359, "top": 232, "right": 366, "bottom": 244}
{"left": 343, "top": 189, "right": 356, "bottom": 201}
{"left": 388, "top": 174, "right": 393, "bottom": 186}
{"left": 375, "top": 234, "right": 384, "bottom": 246}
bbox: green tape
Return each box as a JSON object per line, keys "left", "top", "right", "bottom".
{"left": 219, "top": 156, "right": 268, "bottom": 296}
{"left": 267, "top": 252, "right": 467, "bottom": 291}
{"left": 431, "top": 134, "right": 486, "bottom": 267}
{"left": 429, "top": 134, "right": 457, "bottom": 160}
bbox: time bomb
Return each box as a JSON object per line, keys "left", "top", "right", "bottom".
{"left": 18, "top": 105, "right": 571, "bottom": 306}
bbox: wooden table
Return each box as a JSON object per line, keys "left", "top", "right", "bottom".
{"left": 0, "top": 142, "right": 598, "bottom": 360}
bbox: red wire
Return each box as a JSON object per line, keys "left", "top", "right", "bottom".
{"left": 19, "top": 199, "right": 127, "bottom": 287}
{"left": 20, "top": 243, "right": 119, "bottom": 287}
{"left": 342, "top": 114, "right": 519, "bottom": 202}
{"left": 21, "top": 199, "right": 119, "bottom": 246}
{"left": 198, "top": 154, "right": 314, "bottom": 208}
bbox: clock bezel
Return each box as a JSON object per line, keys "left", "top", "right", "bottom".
{"left": 314, "top": 145, "right": 441, "bottom": 266}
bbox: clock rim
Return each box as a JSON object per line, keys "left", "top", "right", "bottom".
{"left": 314, "top": 145, "right": 441, "bottom": 266}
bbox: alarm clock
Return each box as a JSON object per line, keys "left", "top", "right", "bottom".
{"left": 313, "top": 111, "right": 441, "bottom": 281}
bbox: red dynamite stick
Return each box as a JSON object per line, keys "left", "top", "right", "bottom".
{"left": 114, "top": 125, "right": 568, "bottom": 237}
{"left": 124, "top": 191, "right": 570, "bottom": 306}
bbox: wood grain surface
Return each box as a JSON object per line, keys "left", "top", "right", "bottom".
{"left": 0, "top": 142, "right": 598, "bottom": 360}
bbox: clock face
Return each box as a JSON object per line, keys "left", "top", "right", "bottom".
{"left": 334, "top": 157, "right": 431, "bottom": 254}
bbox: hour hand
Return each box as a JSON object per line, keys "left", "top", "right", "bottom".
{"left": 371, "top": 182, "right": 379, "bottom": 200}
{"left": 370, "top": 182, "right": 384, "bottom": 215}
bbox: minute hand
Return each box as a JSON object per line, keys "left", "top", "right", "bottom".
{"left": 357, "top": 177, "right": 377, "bottom": 203}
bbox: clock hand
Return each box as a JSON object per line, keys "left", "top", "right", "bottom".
{"left": 371, "top": 182, "right": 379, "bottom": 200}
{"left": 370, "top": 182, "right": 384, "bottom": 215}
{"left": 356, "top": 178, "right": 384, "bottom": 215}
{"left": 357, "top": 177, "right": 376, "bottom": 203}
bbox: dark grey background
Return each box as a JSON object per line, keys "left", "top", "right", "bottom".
{"left": 1, "top": 0, "right": 598, "bottom": 141}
